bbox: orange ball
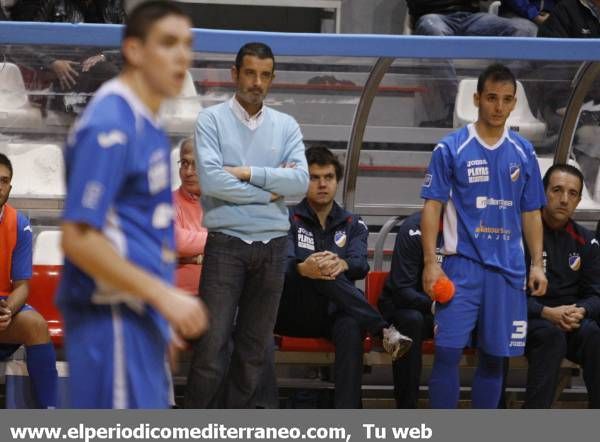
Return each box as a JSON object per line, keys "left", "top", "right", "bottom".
{"left": 432, "top": 277, "right": 455, "bottom": 303}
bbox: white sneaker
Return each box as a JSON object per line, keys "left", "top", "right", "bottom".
{"left": 382, "top": 325, "right": 413, "bottom": 361}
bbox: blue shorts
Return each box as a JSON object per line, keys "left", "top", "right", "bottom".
{"left": 61, "top": 302, "right": 170, "bottom": 409}
{"left": 0, "top": 298, "right": 34, "bottom": 360}
{"left": 434, "top": 255, "right": 527, "bottom": 357}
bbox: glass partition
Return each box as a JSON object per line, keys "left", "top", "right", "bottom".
{"left": 353, "top": 56, "right": 600, "bottom": 226}
{"left": 2, "top": 27, "right": 600, "bottom": 230}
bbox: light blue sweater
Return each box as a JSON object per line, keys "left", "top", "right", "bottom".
{"left": 195, "top": 101, "right": 309, "bottom": 242}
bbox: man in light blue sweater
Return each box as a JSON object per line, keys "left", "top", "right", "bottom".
{"left": 185, "top": 42, "right": 309, "bottom": 408}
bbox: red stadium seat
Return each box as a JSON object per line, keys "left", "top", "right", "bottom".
{"left": 29, "top": 230, "right": 64, "bottom": 347}
{"left": 278, "top": 336, "right": 372, "bottom": 353}
{"left": 28, "top": 265, "right": 63, "bottom": 347}
{"left": 365, "top": 271, "right": 388, "bottom": 307}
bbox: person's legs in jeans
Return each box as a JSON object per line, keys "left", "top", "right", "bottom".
{"left": 384, "top": 308, "right": 433, "bottom": 408}
{"left": 185, "top": 233, "right": 246, "bottom": 408}
{"left": 253, "top": 337, "right": 279, "bottom": 409}
{"left": 499, "top": 11, "right": 538, "bottom": 37}
{"left": 461, "top": 12, "right": 534, "bottom": 37}
{"left": 413, "top": 13, "right": 468, "bottom": 125}
{"left": 523, "top": 318, "right": 567, "bottom": 408}
{"left": 414, "top": 12, "right": 465, "bottom": 36}
{"left": 223, "top": 237, "right": 287, "bottom": 408}
{"left": 330, "top": 313, "right": 364, "bottom": 408}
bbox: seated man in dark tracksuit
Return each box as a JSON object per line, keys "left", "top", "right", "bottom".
{"left": 275, "top": 146, "right": 412, "bottom": 409}
{"left": 524, "top": 164, "right": 600, "bottom": 408}
{"left": 378, "top": 211, "right": 442, "bottom": 408}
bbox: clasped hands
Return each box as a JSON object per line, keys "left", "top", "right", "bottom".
{"left": 297, "top": 251, "right": 349, "bottom": 280}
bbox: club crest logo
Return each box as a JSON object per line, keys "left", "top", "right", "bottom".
{"left": 569, "top": 253, "right": 581, "bottom": 271}
{"left": 509, "top": 163, "right": 521, "bottom": 182}
{"left": 334, "top": 230, "right": 347, "bottom": 248}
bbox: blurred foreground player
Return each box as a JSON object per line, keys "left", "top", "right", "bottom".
{"left": 58, "top": 1, "right": 207, "bottom": 408}
{"left": 0, "top": 153, "right": 57, "bottom": 408}
{"left": 421, "top": 64, "right": 547, "bottom": 408}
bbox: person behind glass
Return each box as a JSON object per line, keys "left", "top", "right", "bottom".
{"left": 0, "top": 153, "right": 58, "bottom": 408}
{"left": 274, "top": 146, "right": 413, "bottom": 409}
{"left": 406, "top": 1, "right": 536, "bottom": 128}
{"left": 523, "top": 164, "right": 600, "bottom": 408}
{"left": 58, "top": 1, "right": 207, "bottom": 409}
{"left": 377, "top": 211, "right": 443, "bottom": 408}
{"left": 408, "top": 0, "right": 537, "bottom": 36}
{"left": 9, "top": 0, "right": 125, "bottom": 114}
{"left": 421, "top": 63, "right": 547, "bottom": 409}
{"left": 173, "top": 137, "right": 207, "bottom": 296}
{"left": 185, "top": 42, "right": 310, "bottom": 409}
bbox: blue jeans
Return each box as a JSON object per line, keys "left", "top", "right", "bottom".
{"left": 185, "top": 232, "right": 287, "bottom": 408}
{"left": 414, "top": 12, "right": 535, "bottom": 37}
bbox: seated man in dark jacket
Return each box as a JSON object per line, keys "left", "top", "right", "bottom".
{"left": 524, "top": 164, "right": 600, "bottom": 408}
{"left": 377, "top": 211, "right": 442, "bottom": 408}
{"left": 275, "top": 146, "right": 412, "bottom": 409}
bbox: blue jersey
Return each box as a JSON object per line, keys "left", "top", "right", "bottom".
{"left": 57, "top": 79, "right": 174, "bottom": 337}
{"left": 421, "top": 124, "right": 546, "bottom": 286}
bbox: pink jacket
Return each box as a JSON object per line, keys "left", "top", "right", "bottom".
{"left": 173, "top": 187, "right": 207, "bottom": 295}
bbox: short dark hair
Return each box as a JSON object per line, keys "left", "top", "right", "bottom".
{"left": 0, "top": 153, "right": 12, "bottom": 179}
{"left": 543, "top": 164, "right": 584, "bottom": 196}
{"left": 477, "top": 63, "right": 517, "bottom": 95}
{"left": 235, "top": 42, "right": 275, "bottom": 72}
{"left": 123, "top": 1, "right": 188, "bottom": 42}
{"left": 305, "top": 146, "right": 343, "bottom": 181}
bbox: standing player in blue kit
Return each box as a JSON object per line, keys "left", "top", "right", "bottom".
{"left": 420, "top": 64, "right": 547, "bottom": 408}
{"left": 57, "top": 1, "right": 207, "bottom": 408}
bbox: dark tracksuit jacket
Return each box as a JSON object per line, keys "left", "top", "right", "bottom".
{"left": 524, "top": 219, "right": 600, "bottom": 408}
{"left": 286, "top": 198, "right": 369, "bottom": 285}
{"left": 378, "top": 212, "right": 443, "bottom": 317}
{"left": 276, "top": 198, "right": 373, "bottom": 337}
{"left": 528, "top": 219, "right": 600, "bottom": 320}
